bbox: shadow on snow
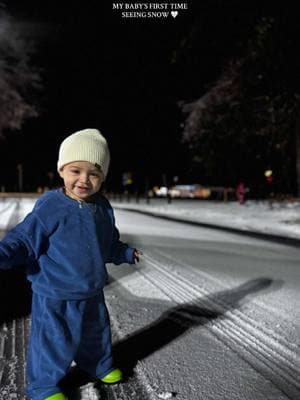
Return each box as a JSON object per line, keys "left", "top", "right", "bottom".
{"left": 62, "top": 277, "right": 277, "bottom": 399}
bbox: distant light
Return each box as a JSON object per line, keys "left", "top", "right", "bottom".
{"left": 264, "top": 169, "right": 272, "bottom": 177}
{"left": 154, "top": 186, "right": 168, "bottom": 196}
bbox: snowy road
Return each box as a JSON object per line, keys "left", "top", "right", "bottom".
{"left": 0, "top": 200, "right": 299, "bottom": 399}
{"left": 105, "top": 209, "right": 300, "bottom": 400}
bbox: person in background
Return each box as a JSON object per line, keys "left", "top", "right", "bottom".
{"left": 236, "top": 181, "right": 248, "bottom": 205}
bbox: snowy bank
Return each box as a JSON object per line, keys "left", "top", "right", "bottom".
{"left": 111, "top": 198, "right": 300, "bottom": 241}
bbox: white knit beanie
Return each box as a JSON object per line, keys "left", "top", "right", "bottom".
{"left": 57, "top": 128, "right": 110, "bottom": 178}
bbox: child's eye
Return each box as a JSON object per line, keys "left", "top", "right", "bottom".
{"left": 70, "top": 169, "right": 80, "bottom": 174}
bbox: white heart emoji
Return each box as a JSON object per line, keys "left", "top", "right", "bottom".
{"left": 171, "top": 11, "right": 178, "bottom": 18}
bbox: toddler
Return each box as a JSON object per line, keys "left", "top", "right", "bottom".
{"left": 0, "top": 128, "right": 140, "bottom": 400}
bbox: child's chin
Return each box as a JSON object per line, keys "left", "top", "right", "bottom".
{"left": 76, "top": 191, "right": 97, "bottom": 200}
{"left": 73, "top": 190, "right": 91, "bottom": 200}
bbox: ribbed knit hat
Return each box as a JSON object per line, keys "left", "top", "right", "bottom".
{"left": 57, "top": 128, "right": 110, "bottom": 178}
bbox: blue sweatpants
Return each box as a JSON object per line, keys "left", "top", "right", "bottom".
{"left": 26, "top": 292, "right": 114, "bottom": 400}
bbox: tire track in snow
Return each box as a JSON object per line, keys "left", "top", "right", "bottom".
{"left": 0, "top": 319, "right": 22, "bottom": 399}
{"left": 153, "top": 249, "right": 298, "bottom": 355}
{"left": 14, "top": 317, "right": 30, "bottom": 399}
{"left": 0, "top": 317, "right": 29, "bottom": 399}
{"left": 0, "top": 201, "right": 29, "bottom": 400}
{"left": 140, "top": 250, "right": 300, "bottom": 400}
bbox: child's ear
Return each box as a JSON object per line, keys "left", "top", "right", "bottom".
{"left": 58, "top": 169, "right": 64, "bottom": 179}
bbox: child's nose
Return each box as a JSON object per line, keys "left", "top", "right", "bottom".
{"left": 79, "top": 173, "right": 89, "bottom": 183}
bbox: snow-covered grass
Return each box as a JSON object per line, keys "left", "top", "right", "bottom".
{"left": 112, "top": 198, "right": 300, "bottom": 240}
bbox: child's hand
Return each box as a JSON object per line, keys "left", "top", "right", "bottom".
{"left": 133, "top": 249, "right": 142, "bottom": 264}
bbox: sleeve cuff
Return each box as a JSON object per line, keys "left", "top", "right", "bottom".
{"left": 125, "top": 247, "right": 135, "bottom": 264}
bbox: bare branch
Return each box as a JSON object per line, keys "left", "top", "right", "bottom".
{"left": 0, "top": 9, "right": 41, "bottom": 137}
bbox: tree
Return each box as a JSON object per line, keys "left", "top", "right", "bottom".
{"left": 180, "top": 14, "right": 300, "bottom": 196}
{"left": 0, "top": 8, "right": 41, "bottom": 137}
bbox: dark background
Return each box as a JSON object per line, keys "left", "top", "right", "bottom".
{"left": 0, "top": 1, "right": 295, "bottom": 194}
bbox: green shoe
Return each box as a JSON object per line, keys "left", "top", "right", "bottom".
{"left": 100, "top": 368, "right": 123, "bottom": 384}
{"left": 44, "top": 393, "right": 68, "bottom": 400}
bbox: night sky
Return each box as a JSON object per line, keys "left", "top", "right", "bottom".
{"left": 1, "top": 0, "right": 270, "bottom": 192}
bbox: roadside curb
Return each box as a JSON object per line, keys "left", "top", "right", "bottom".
{"left": 113, "top": 205, "right": 300, "bottom": 247}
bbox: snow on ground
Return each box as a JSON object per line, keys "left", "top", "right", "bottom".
{"left": 1, "top": 195, "right": 300, "bottom": 241}
{"left": 106, "top": 208, "right": 300, "bottom": 400}
{"left": 109, "top": 197, "right": 300, "bottom": 399}
{"left": 111, "top": 198, "right": 300, "bottom": 240}
{"left": 0, "top": 201, "right": 16, "bottom": 229}
{"left": 1, "top": 195, "right": 300, "bottom": 399}
{"left": 0, "top": 197, "right": 37, "bottom": 230}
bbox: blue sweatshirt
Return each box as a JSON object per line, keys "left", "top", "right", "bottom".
{"left": 0, "top": 189, "right": 135, "bottom": 299}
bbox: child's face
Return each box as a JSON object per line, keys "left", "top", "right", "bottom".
{"left": 59, "top": 161, "right": 104, "bottom": 201}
